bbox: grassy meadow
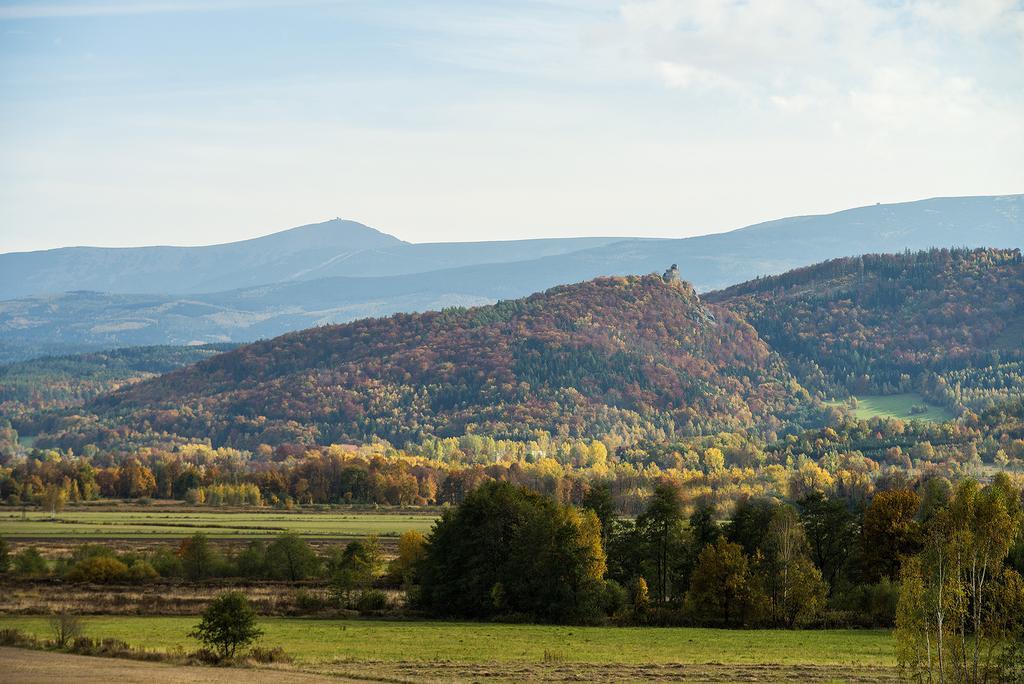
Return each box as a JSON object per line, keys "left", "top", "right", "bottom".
{"left": 0, "top": 509, "right": 438, "bottom": 539}
{"left": 0, "top": 615, "right": 894, "bottom": 667}
{"left": 831, "top": 393, "right": 956, "bottom": 422}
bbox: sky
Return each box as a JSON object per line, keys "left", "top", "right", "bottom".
{"left": 1, "top": 0, "right": 1022, "bottom": 253}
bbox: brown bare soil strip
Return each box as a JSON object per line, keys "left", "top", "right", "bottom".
{"left": 0, "top": 647, "right": 900, "bottom": 683}
{"left": 0, "top": 580, "right": 404, "bottom": 616}
{"left": 0, "top": 646, "right": 345, "bottom": 683}
{"left": 307, "top": 660, "right": 900, "bottom": 683}
{"left": 4, "top": 536, "right": 398, "bottom": 560}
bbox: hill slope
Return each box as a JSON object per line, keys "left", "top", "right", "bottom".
{"left": 87, "top": 273, "right": 812, "bottom": 448}
{"left": 706, "top": 248, "right": 1024, "bottom": 400}
{"left": 0, "top": 344, "right": 237, "bottom": 418}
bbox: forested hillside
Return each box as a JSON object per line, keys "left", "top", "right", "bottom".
{"left": 79, "top": 273, "right": 814, "bottom": 448}
{"left": 708, "top": 248, "right": 1024, "bottom": 409}
{"left": 0, "top": 345, "right": 237, "bottom": 419}
{"left": 12, "top": 248, "right": 1024, "bottom": 453}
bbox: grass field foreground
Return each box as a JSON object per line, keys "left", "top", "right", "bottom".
{"left": 0, "top": 616, "right": 895, "bottom": 667}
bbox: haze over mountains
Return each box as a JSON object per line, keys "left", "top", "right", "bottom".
{"left": 1, "top": 194, "right": 1020, "bottom": 362}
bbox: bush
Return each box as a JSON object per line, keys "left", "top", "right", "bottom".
{"left": 832, "top": 579, "right": 899, "bottom": 627}
{"left": 68, "top": 544, "right": 116, "bottom": 563}
{"left": 100, "top": 638, "right": 131, "bottom": 653}
{"left": 234, "top": 541, "right": 267, "bottom": 578}
{"left": 189, "top": 591, "right": 263, "bottom": 661}
{"left": 13, "top": 547, "right": 48, "bottom": 576}
{"left": 126, "top": 559, "right": 159, "bottom": 582}
{"left": 49, "top": 613, "right": 83, "bottom": 648}
{"left": 248, "top": 646, "right": 292, "bottom": 663}
{"left": 293, "top": 589, "right": 325, "bottom": 614}
{"left": 0, "top": 628, "right": 36, "bottom": 647}
{"left": 355, "top": 589, "right": 389, "bottom": 613}
{"left": 67, "top": 556, "right": 129, "bottom": 583}
{"left": 70, "top": 636, "right": 97, "bottom": 653}
{"left": 149, "top": 548, "right": 183, "bottom": 577}
{"left": 187, "top": 648, "right": 221, "bottom": 664}
{"left": 602, "top": 579, "right": 629, "bottom": 617}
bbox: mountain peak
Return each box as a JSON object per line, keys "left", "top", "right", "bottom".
{"left": 245, "top": 218, "right": 407, "bottom": 252}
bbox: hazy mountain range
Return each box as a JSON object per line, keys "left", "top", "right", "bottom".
{"left": 1, "top": 194, "right": 1020, "bottom": 363}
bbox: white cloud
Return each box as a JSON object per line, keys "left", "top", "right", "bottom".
{"left": 614, "top": 0, "right": 1024, "bottom": 136}
{"left": 659, "top": 60, "right": 740, "bottom": 92}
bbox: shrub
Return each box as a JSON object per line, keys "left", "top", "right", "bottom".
{"left": 355, "top": 589, "right": 389, "bottom": 613}
{"left": 293, "top": 589, "right": 325, "bottom": 614}
{"left": 234, "top": 541, "right": 267, "bottom": 578}
{"left": 96, "top": 638, "right": 134, "bottom": 657}
{"left": 67, "top": 556, "right": 129, "bottom": 583}
{"left": 187, "top": 648, "right": 220, "bottom": 664}
{"left": 13, "top": 547, "right": 47, "bottom": 576}
{"left": 249, "top": 646, "right": 292, "bottom": 663}
{"left": 69, "top": 544, "right": 116, "bottom": 563}
{"left": 126, "top": 559, "right": 159, "bottom": 582}
{"left": 0, "top": 628, "right": 36, "bottom": 647}
{"left": 49, "top": 613, "right": 83, "bottom": 648}
{"left": 70, "top": 636, "right": 97, "bottom": 654}
{"left": 833, "top": 579, "right": 900, "bottom": 627}
{"left": 189, "top": 591, "right": 263, "bottom": 661}
{"left": 149, "top": 548, "right": 183, "bottom": 577}
{"left": 602, "top": 579, "right": 628, "bottom": 616}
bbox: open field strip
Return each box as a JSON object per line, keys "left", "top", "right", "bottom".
{"left": 0, "top": 510, "right": 438, "bottom": 539}
{"left": 0, "top": 616, "right": 894, "bottom": 667}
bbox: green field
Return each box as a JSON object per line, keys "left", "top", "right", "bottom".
{"left": 831, "top": 393, "right": 956, "bottom": 422}
{"left": 0, "top": 616, "right": 894, "bottom": 667}
{"left": 0, "top": 510, "right": 438, "bottom": 539}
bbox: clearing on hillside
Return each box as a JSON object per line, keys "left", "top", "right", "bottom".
{"left": 832, "top": 394, "right": 956, "bottom": 422}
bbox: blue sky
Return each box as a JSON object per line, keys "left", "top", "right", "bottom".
{"left": 1, "top": 0, "right": 1022, "bottom": 252}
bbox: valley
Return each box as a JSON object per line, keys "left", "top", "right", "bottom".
{"left": 5, "top": 2, "right": 1022, "bottom": 679}
{"left": 2, "top": 245, "right": 1023, "bottom": 683}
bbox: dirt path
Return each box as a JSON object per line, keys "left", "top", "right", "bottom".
{"left": 0, "top": 647, "right": 348, "bottom": 683}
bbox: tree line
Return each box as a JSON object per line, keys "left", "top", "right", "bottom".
{"left": 4, "top": 403, "right": 1024, "bottom": 518}
{"left": 413, "top": 474, "right": 1023, "bottom": 637}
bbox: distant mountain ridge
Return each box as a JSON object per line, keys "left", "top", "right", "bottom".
{"left": 1, "top": 194, "right": 1020, "bottom": 362}
{"left": 0, "top": 219, "right": 628, "bottom": 299}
